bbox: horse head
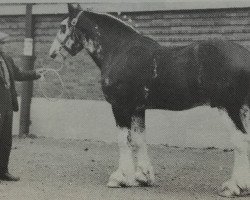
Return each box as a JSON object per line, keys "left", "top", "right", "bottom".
{"left": 49, "top": 3, "right": 101, "bottom": 59}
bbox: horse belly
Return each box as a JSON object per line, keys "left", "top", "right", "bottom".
{"left": 146, "top": 81, "right": 204, "bottom": 111}
{"left": 145, "top": 44, "right": 207, "bottom": 111}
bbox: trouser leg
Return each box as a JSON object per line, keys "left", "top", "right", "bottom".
{"left": 0, "top": 110, "right": 13, "bottom": 173}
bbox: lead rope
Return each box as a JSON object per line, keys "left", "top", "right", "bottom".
{"left": 38, "top": 56, "right": 65, "bottom": 101}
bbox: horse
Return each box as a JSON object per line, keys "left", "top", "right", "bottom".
{"left": 49, "top": 3, "right": 250, "bottom": 197}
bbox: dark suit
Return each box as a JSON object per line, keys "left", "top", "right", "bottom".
{"left": 0, "top": 52, "right": 40, "bottom": 173}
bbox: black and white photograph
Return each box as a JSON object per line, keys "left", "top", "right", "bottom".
{"left": 0, "top": 0, "right": 250, "bottom": 199}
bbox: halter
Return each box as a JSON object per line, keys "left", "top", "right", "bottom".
{"left": 56, "top": 11, "right": 84, "bottom": 56}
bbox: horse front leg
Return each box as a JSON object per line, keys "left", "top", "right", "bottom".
{"left": 131, "top": 110, "right": 155, "bottom": 186}
{"left": 107, "top": 106, "right": 138, "bottom": 187}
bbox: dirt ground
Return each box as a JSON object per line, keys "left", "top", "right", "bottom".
{"left": 0, "top": 137, "right": 249, "bottom": 200}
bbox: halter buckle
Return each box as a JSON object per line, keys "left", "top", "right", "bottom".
{"left": 71, "top": 11, "right": 83, "bottom": 27}
{"left": 71, "top": 19, "right": 77, "bottom": 26}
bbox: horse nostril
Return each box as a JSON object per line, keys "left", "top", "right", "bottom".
{"left": 50, "top": 53, "right": 57, "bottom": 59}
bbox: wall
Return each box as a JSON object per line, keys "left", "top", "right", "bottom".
{"left": 129, "top": 9, "right": 250, "bottom": 48}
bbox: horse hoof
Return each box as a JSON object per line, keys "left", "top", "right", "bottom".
{"left": 107, "top": 170, "right": 138, "bottom": 187}
{"left": 218, "top": 179, "right": 250, "bottom": 197}
{"left": 107, "top": 180, "right": 122, "bottom": 188}
{"left": 218, "top": 187, "right": 240, "bottom": 197}
{"left": 135, "top": 165, "right": 155, "bottom": 186}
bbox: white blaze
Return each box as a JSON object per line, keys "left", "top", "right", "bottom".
{"left": 49, "top": 18, "right": 71, "bottom": 58}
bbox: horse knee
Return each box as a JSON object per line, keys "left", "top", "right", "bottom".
{"left": 130, "top": 132, "right": 145, "bottom": 150}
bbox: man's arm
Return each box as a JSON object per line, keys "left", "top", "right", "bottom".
{"left": 10, "top": 58, "right": 41, "bottom": 81}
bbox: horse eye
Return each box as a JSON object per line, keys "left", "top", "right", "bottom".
{"left": 60, "top": 25, "right": 66, "bottom": 34}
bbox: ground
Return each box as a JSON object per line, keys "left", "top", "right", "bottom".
{"left": 0, "top": 137, "right": 249, "bottom": 200}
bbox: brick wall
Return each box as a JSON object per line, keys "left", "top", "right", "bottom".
{"left": 1, "top": 7, "right": 250, "bottom": 100}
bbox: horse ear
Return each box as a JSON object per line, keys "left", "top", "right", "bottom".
{"left": 76, "top": 4, "right": 82, "bottom": 10}
{"left": 68, "top": 3, "right": 75, "bottom": 14}
{"left": 68, "top": 3, "right": 82, "bottom": 19}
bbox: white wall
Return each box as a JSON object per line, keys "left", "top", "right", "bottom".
{"left": 13, "top": 98, "right": 238, "bottom": 149}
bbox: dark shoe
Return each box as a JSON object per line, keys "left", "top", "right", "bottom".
{"left": 0, "top": 172, "right": 20, "bottom": 181}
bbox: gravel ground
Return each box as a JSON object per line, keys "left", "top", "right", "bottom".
{"left": 0, "top": 137, "right": 249, "bottom": 200}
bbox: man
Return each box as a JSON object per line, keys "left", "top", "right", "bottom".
{"left": 0, "top": 32, "right": 44, "bottom": 181}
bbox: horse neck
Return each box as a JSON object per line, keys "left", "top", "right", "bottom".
{"left": 82, "top": 16, "right": 139, "bottom": 70}
{"left": 102, "top": 31, "right": 137, "bottom": 59}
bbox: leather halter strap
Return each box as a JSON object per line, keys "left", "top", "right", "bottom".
{"left": 56, "top": 11, "right": 83, "bottom": 50}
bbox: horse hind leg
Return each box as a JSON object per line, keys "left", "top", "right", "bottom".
{"left": 219, "top": 104, "right": 250, "bottom": 197}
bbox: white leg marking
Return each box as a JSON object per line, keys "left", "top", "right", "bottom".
{"left": 131, "top": 117, "right": 155, "bottom": 186}
{"left": 219, "top": 106, "right": 250, "bottom": 197}
{"left": 107, "top": 128, "right": 138, "bottom": 187}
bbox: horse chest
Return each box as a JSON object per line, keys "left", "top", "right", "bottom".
{"left": 101, "top": 69, "right": 151, "bottom": 107}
